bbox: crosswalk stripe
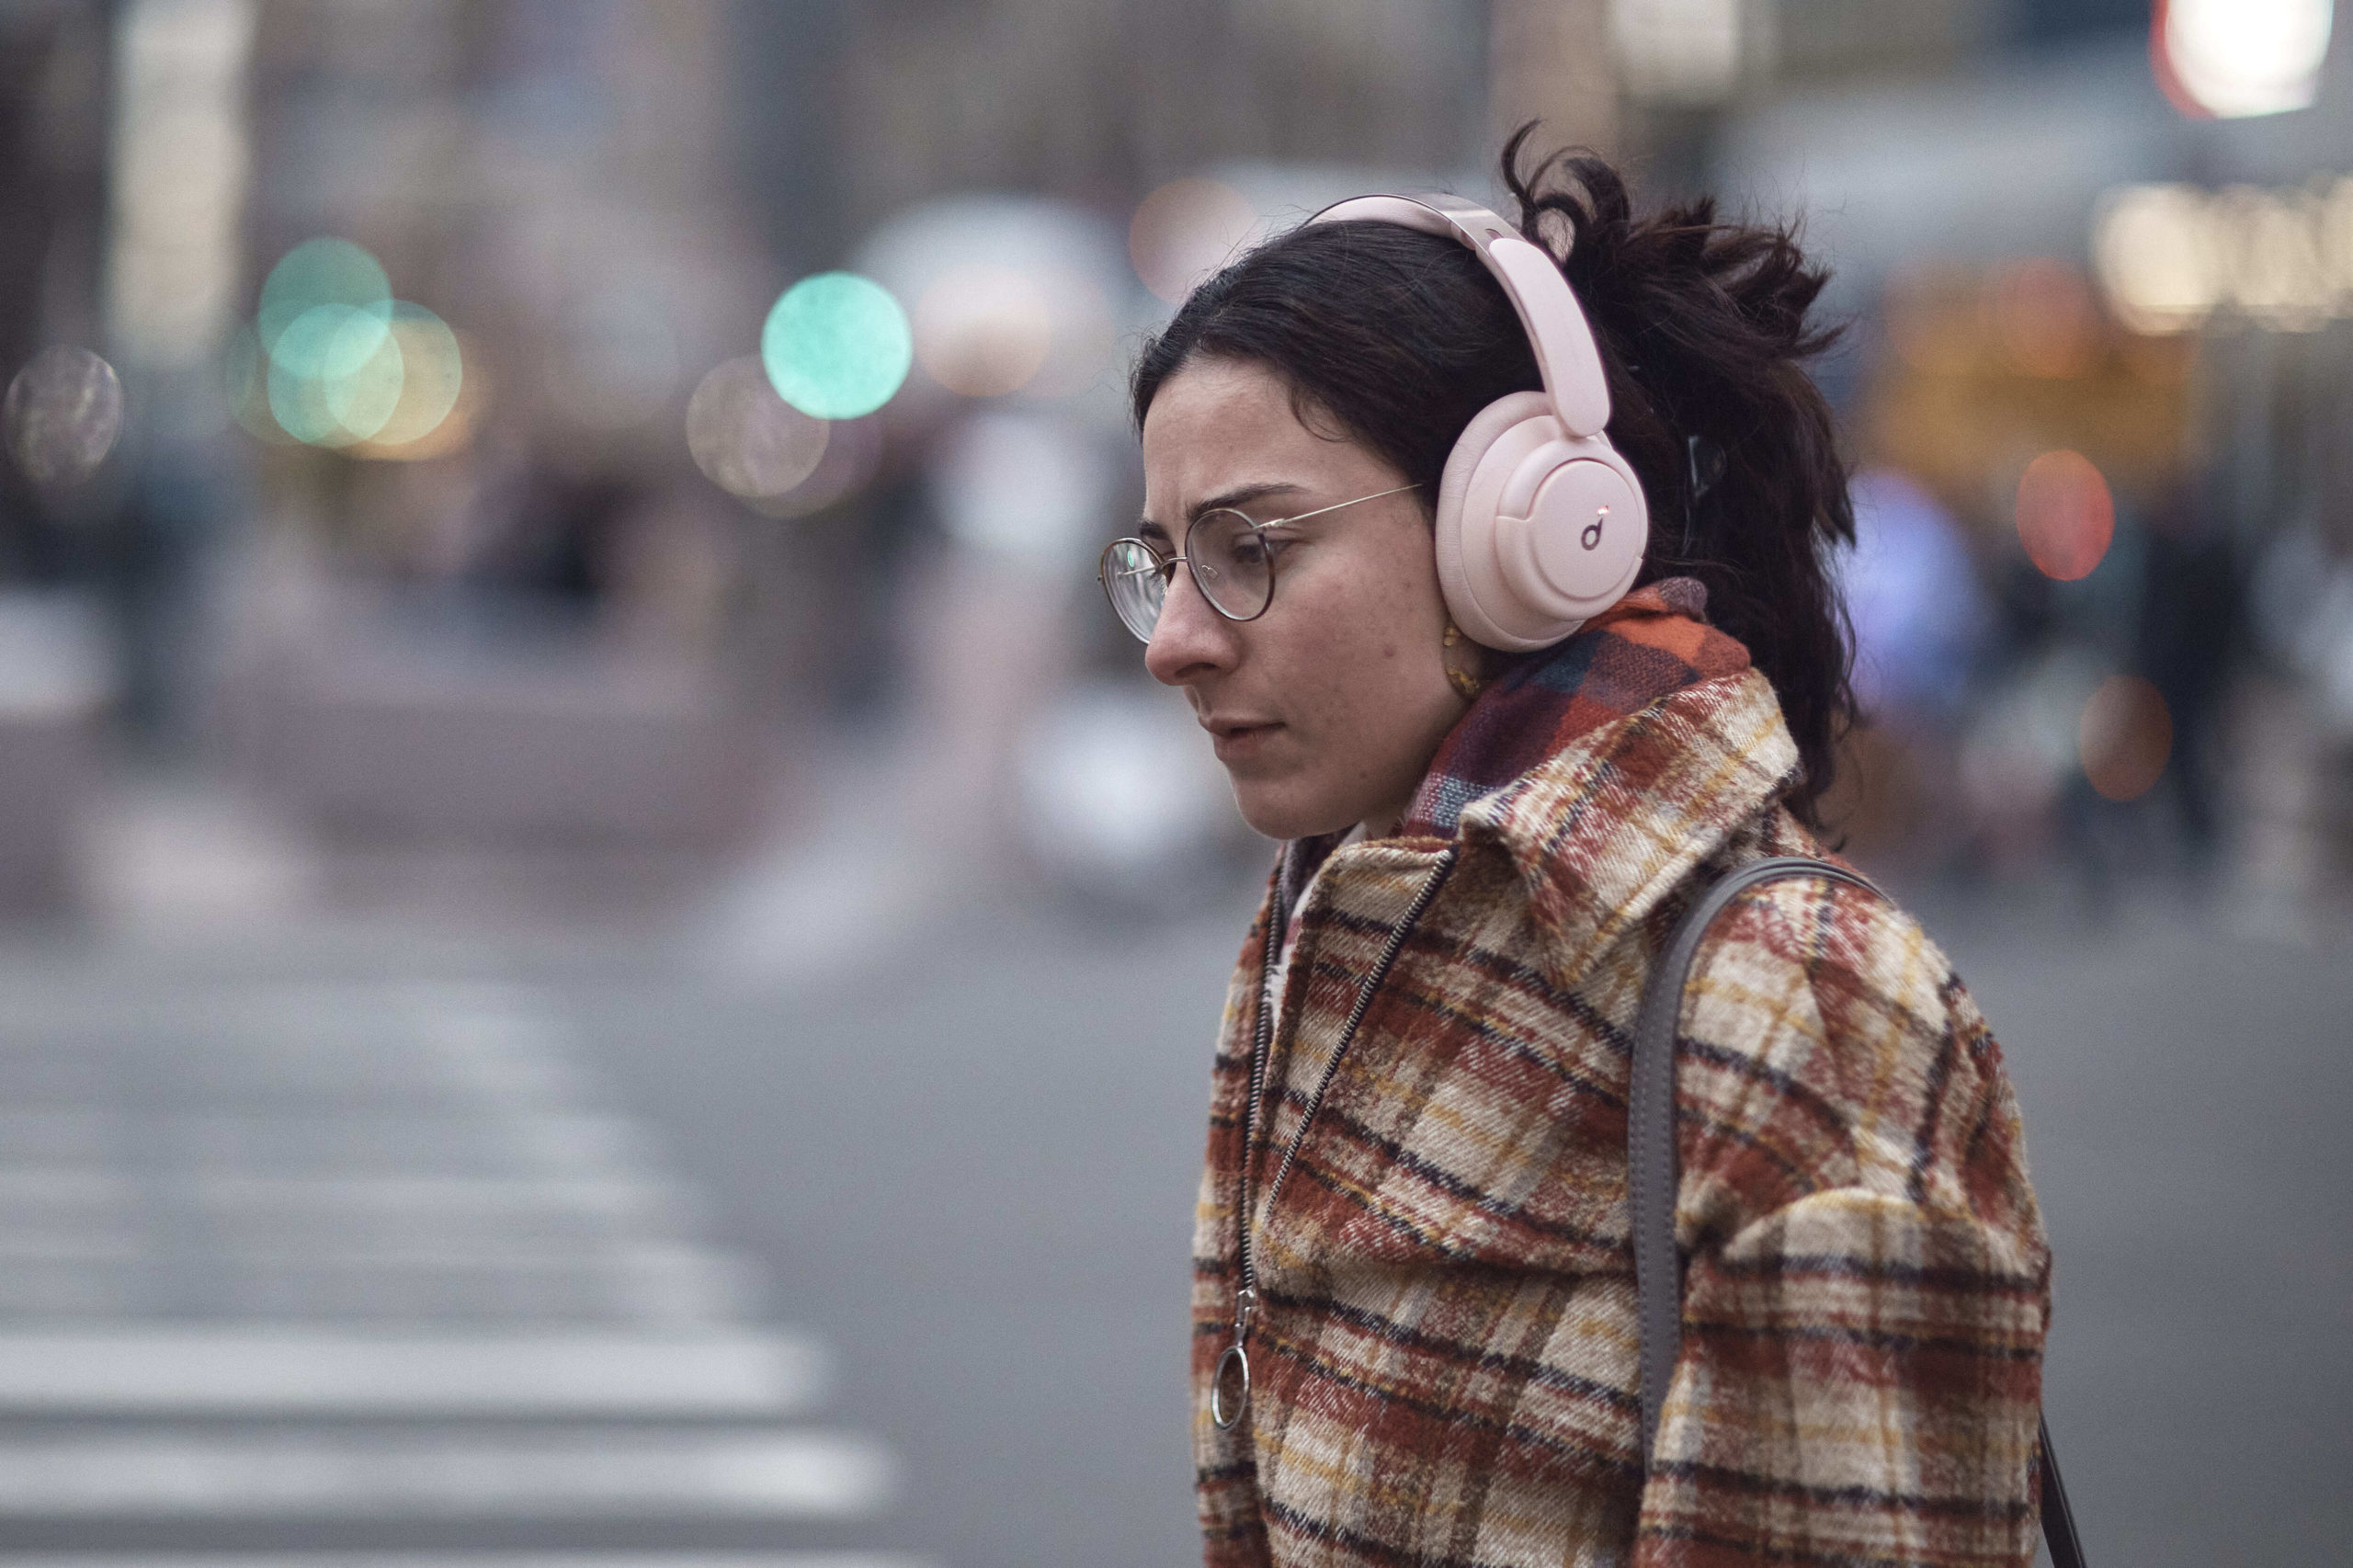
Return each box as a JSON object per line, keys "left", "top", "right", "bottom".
{"left": 0, "top": 1431, "right": 893, "bottom": 1516}
{"left": 183, "top": 1174, "right": 693, "bottom": 1223}
{"left": 0, "top": 1329, "right": 827, "bottom": 1415}
{"left": 0, "top": 1557, "right": 936, "bottom": 1568}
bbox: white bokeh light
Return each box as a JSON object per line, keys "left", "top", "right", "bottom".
{"left": 858, "top": 195, "right": 1127, "bottom": 414}
{"left": 2162, "top": 0, "right": 2333, "bottom": 119}
{"left": 1608, "top": 0, "right": 1742, "bottom": 105}
{"left": 2093, "top": 185, "right": 2221, "bottom": 334}
{"left": 686, "top": 356, "right": 829, "bottom": 504}
{"left": 929, "top": 410, "right": 1114, "bottom": 571}
{"left": 2093, "top": 180, "right": 2353, "bottom": 333}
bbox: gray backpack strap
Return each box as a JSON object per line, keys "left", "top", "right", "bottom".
{"left": 1628, "top": 856, "right": 1877, "bottom": 1461}
{"left": 1626, "top": 854, "right": 2087, "bottom": 1568}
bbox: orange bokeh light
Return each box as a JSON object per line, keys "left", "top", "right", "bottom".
{"left": 1881, "top": 264, "right": 1984, "bottom": 375}
{"left": 2016, "top": 449, "right": 2114, "bottom": 580}
{"left": 1992, "top": 258, "right": 2100, "bottom": 379}
{"left": 2079, "top": 675, "right": 2173, "bottom": 801}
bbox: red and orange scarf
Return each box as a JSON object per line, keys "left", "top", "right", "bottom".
{"left": 1397, "top": 575, "right": 1752, "bottom": 839}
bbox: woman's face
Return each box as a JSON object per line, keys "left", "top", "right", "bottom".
{"left": 1141, "top": 357, "right": 1469, "bottom": 842}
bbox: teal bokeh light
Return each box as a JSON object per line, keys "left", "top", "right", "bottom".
{"left": 267, "top": 355, "right": 348, "bottom": 447}
{"left": 223, "top": 325, "right": 278, "bottom": 441}
{"left": 323, "top": 320, "right": 405, "bottom": 440}
{"left": 761, "top": 272, "right": 911, "bottom": 420}
{"left": 238, "top": 239, "right": 462, "bottom": 453}
{"left": 371, "top": 302, "right": 463, "bottom": 446}
{"left": 267, "top": 303, "right": 396, "bottom": 445}
{"left": 258, "top": 238, "right": 392, "bottom": 352}
{"left": 246, "top": 300, "right": 460, "bottom": 451}
{"left": 271, "top": 303, "right": 389, "bottom": 381}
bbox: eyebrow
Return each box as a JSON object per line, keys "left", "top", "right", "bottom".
{"left": 1137, "top": 481, "right": 1308, "bottom": 542}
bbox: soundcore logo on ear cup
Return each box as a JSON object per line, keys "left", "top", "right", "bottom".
{"left": 1518, "top": 458, "right": 1643, "bottom": 620}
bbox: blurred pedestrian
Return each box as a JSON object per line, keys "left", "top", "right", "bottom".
{"left": 2132, "top": 485, "right": 2242, "bottom": 878}
{"left": 1102, "top": 135, "right": 2052, "bottom": 1567}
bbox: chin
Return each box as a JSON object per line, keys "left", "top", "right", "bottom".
{"left": 1229, "top": 778, "right": 1357, "bottom": 844}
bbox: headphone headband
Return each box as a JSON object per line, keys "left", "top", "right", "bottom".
{"left": 1305, "top": 194, "right": 1611, "bottom": 440}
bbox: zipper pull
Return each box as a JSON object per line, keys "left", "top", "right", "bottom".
{"left": 1212, "top": 1290, "right": 1256, "bottom": 1431}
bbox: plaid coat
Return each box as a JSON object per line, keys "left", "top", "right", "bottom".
{"left": 1190, "top": 664, "right": 2050, "bottom": 1567}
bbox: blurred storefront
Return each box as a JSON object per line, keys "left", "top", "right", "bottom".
{"left": 1704, "top": 2, "right": 2353, "bottom": 917}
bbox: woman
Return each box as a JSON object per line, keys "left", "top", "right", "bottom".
{"left": 1103, "top": 137, "right": 2050, "bottom": 1567}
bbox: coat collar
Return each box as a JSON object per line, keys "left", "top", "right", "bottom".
{"left": 1456, "top": 666, "right": 1801, "bottom": 991}
{"left": 1400, "top": 577, "right": 1751, "bottom": 840}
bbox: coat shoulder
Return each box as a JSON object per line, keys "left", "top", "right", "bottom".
{"left": 1669, "top": 807, "right": 2043, "bottom": 1249}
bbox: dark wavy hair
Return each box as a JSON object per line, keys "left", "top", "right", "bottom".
{"left": 1130, "top": 129, "right": 1857, "bottom": 828}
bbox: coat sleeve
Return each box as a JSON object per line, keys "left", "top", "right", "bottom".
{"left": 1631, "top": 880, "right": 2052, "bottom": 1568}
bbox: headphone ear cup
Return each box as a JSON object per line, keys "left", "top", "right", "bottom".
{"left": 1436, "top": 392, "right": 1555, "bottom": 650}
{"left": 1437, "top": 392, "right": 1648, "bottom": 650}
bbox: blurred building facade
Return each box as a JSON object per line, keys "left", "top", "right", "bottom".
{"left": 0, "top": 0, "right": 2347, "bottom": 926}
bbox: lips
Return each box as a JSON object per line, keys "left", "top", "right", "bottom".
{"left": 1204, "top": 717, "right": 1282, "bottom": 765}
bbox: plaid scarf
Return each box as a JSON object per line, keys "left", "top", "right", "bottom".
{"left": 1397, "top": 575, "right": 1751, "bottom": 838}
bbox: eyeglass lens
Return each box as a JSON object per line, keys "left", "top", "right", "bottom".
{"left": 1098, "top": 510, "right": 1275, "bottom": 643}
{"left": 1101, "top": 539, "right": 1165, "bottom": 642}
{"left": 1188, "top": 510, "right": 1273, "bottom": 621}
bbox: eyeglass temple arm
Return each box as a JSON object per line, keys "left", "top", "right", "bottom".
{"left": 1106, "top": 479, "right": 1420, "bottom": 589}
{"left": 1122, "top": 482, "right": 1418, "bottom": 554}
{"left": 1259, "top": 483, "right": 1419, "bottom": 528}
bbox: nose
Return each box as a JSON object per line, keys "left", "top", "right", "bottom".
{"left": 1143, "top": 558, "right": 1236, "bottom": 688}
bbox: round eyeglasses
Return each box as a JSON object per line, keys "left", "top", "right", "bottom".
{"left": 1097, "top": 483, "right": 1419, "bottom": 643}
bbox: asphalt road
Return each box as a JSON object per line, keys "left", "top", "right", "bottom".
{"left": 570, "top": 884, "right": 2353, "bottom": 1568}
{"left": 572, "top": 898, "right": 1245, "bottom": 1568}
{"left": 1, "top": 878, "right": 2345, "bottom": 1568}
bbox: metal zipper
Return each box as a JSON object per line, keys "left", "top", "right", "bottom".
{"left": 1212, "top": 846, "right": 1458, "bottom": 1430}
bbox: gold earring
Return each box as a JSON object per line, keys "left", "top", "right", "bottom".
{"left": 1443, "top": 622, "right": 1484, "bottom": 700}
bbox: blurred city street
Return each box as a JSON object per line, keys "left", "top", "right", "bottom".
{"left": 6, "top": 1, "right": 2353, "bottom": 1566}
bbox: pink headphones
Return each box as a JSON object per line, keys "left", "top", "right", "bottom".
{"left": 1306, "top": 194, "right": 1647, "bottom": 650}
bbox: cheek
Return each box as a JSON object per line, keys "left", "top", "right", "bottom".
{"left": 1279, "top": 572, "right": 1448, "bottom": 733}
